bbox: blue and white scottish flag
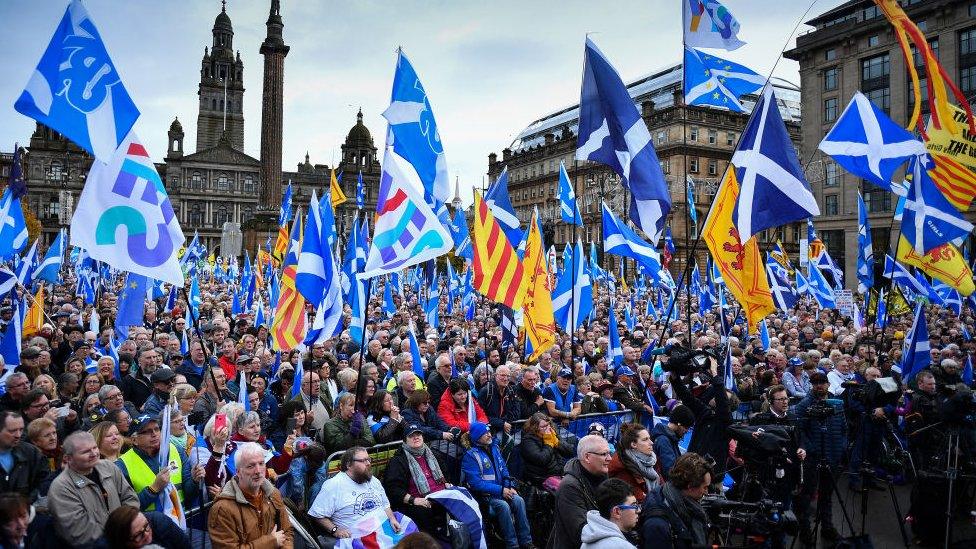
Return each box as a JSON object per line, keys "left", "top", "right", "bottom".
{"left": 553, "top": 240, "right": 593, "bottom": 334}
{"left": 484, "top": 167, "right": 523, "bottom": 247}
{"left": 807, "top": 264, "right": 837, "bottom": 308}
{"left": 765, "top": 254, "right": 797, "bottom": 312}
{"left": 901, "top": 156, "right": 973, "bottom": 254}
{"left": 601, "top": 203, "right": 663, "bottom": 280}
{"left": 683, "top": 47, "right": 763, "bottom": 112}
{"left": 450, "top": 208, "right": 472, "bottom": 261}
{"left": 559, "top": 161, "right": 583, "bottom": 225}
{"left": 35, "top": 229, "right": 65, "bottom": 285}
{"left": 856, "top": 192, "right": 875, "bottom": 293}
{"left": 15, "top": 0, "right": 140, "bottom": 162}
{"left": 577, "top": 37, "right": 671, "bottom": 243}
{"left": 731, "top": 86, "right": 819, "bottom": 243}
{"left": 818, "top": 91, "right": 923, "bottom": 193}
{"left": 382, "top": 49, "right": 450, "bottom": 205}
{"left": 0, "top": 147, "right": 29, "bottom": 261}
{"left": 901, "top": 303, "right": 930, "bottom": 381}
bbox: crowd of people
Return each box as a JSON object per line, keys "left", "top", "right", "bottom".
{"left": 0, "top": 259, "right": 972, "bottom": 549}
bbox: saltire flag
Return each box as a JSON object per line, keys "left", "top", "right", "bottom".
{"left": 15, "top": 0, "right": 140, "bottom": 162}
{"left": 884, "top": 254, "right": 928, "bottom": 297}
{"left": 335, "top": 512, "right": 418, "bottom": 549}
{"left": 450, "top": 208, "right": 473, "bottom": 261}
{"left": 382, "top": 49, "right": 451, "bottom": 205}
{"left": 559, "top": 161, "right": 583, "bottom": 225}
{"left": 901, "top": 303, "right": 931, "bottom": 382}
{"left": 702, "top": 168, "right": 775, "bottom": 332}
{"left": 577, "top": 37, "right": 671, "bottom": 243}
{"left": 758, "top": 319, "right": 770, "bottom": 350}
{"left": 356, "top": 170, "right": 366, "bottom": 209}
{"left": 382, "top": 278, "right": 396, "bottom": 317}
{"left": 471, "top": 191, "right": 526, "bottom": 309}
{"left": 426, "top": 488, "right": 487, "bottom": 549}
{"left": 818, "top": 91, "right": 925, "bottom": 192}
{"left": 683, "top": 47, "right": 763, "bottom": 112}
{"left": 552, "top": 239, "right": 593, "bottom": 333}
{"left": 856, "top": 192, "right": 875, "bottom": 293}
{"left": 934, "top": 281, "right": 962, "bottom": 315}
{"left": 114, "top": 272, "right": 147, "bottom": 341}
{"left": 0, "top": 145, "right": 28, "bottom": 261}
{"left": 683, "top": 0, "right": 745, "bottom": 51}
{"left": 876, "top": 289, "right": 888, "bottom": 329}
{"left": 330, "top": 169, "right": 348, "bottom": 208}
{"left": 686, "top": 175, "right": 698, "bottom": 227}
{"left": 499, "top": 305, "right": 516, "bottom": 354}
{"left": 625, "top": 299, "right": 636, "bottom": 330}
{"left": 425, "top": 269, "right": 440, "bottom": 329}
{"left": 484, "top": 167, "right": 523, "bottom": 247}
{"left": 765, "top": 254, "right": 797, "bottom": 312}
{"left": 601, "top": 203, "right": 663, "bottom": 280}
{"left": 0, "top": 298, "right": 22, "bottom": 373}
{"left": 607, "top": 298, "right": 624, "bottom": 368}
{"left": 16, "top": 240, "right": 39, "bottom": 288}
{"left": 273, "top": 182, "right": 293, "bottom": 262}
{"left": 271, "top": 209, "right": 308, "bottom": 351}
{"left": 71, "top": 132, "right": 185, "bottom": 284}
{"left": 901, "top": 156, "right": 973, "bottom": 254}
{"left": 731, "top": 85, "right": 819, "bottom": 243}
{"left": 522, "top": 208, "right": 556, "bottom": 361}
{"left": 296, "top": 190, "right": 331, "bottom": 306}
{"left": 361, "top": 148, "right": 452, "bottom": 278}
{"left": 807, "top": 264, "right": 837, "bottom": 308}
{"left": 157, "top": 404, "right": 187, "bottom": 529}
{"left": 340, "top": 213, "right": 365, "bottom": 298}
{"left": 406, "top": 320, "right": 425, "bottom": 381}
{"left": 876, "top": 0, "right": 975, "bottom": 135}
{"left": 964, "top": 355, "right": 973, "bottom": 385}
{"left": 231, "top": 287, "right": 242, "bottom": 316}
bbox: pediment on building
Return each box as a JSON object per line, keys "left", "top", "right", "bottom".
{"left": 182, "top": 141, "right": 261, "bottom": 167}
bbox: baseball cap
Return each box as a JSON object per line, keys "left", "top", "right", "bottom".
{"left": 130, "top": 414, "right": 161, "bottom": 433}
{"left": 405, "top": 424, "right": 424, "bottom": 437}
{"left": 557, "top": 367, "right": 574, "bottom": 379}
{"left": 150, "top": 368, "right": 177, "bottom": 384}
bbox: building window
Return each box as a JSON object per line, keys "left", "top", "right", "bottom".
{"left": 862, "top": 5, "right": 879, "bottom": 20}
{"left": 823, "top": 67, "right": 838, "bottom": 91}
{"left": 863, "top": 182, "right": 892, "bottom": 212}
{"left": 823, "top": 98, "right": 839, "bottom": 122}
{"left": 242, "top": 206, "right": 252, "bottom": 222}
{"left": 707, "top": 129, "right": 717, "bottom": 145}
{"left": 963, "top": 28, "right": 976, "bottom": 56}
{"left": 217, "top": 175, "right": 229, "bottom": 191}
{"left": 708, "top": 159, "right": 718, "bottom": 176}
{"left": 960, "top": 28, "right": 976, "bottom": 96}
{"left": 690, "top": 126, "right": 699, "bottom": 141}
{"left": 190, "top": 204, "right": 203, "bottom": 226}
{"left": 861, "top": 53, "right": 890, "bottom": 82}
{"left": 864, "top": 87, "right": 890, "bottom": 114}
{"left": 657, "top": 131, "right": 666, "bottom": 145}
{"left": 243, "top": 176, "right": 254, "bottom": 193}
{"left": 191, "top": 172, "right": 202, "bottom": 190}
{"left": 216, "top": 205, "right": 228, "bottom": 226}
{"left": 867, "top": 35, "right": 879, "bottom": 47}
{"left": 726, "top": 132, "right": 735, "bottom": 146}
{"left": 962, "top": 66, "right": 976, "bottom": 96}
{"left": 825, "top": 161, "right": 839, "bottom": 187}
{"left": 825, "top": 194, "right": 839, "bottom": 216}
{"left": 908, "top": 77, "right": 929, "bottom": 112}
{"left": 825, "top": 48, "right": 836, "bottom": 61}
{"left": 910, "top": 40, "right": 939, "bottom": 65}
{"left": 821, "top": 229, "right": 846, "bottom": 276}
{"left": 689, "top": 158, "right": 699, "bottom": 173}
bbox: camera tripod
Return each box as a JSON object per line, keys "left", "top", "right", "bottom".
{"left": 913, "top": 422, "right": 976, "bottom": 549}
{"left": 844, "top": 415, "right": 910, "bottom": 547}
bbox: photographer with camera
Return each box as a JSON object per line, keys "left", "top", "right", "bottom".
{"left": 667, "top": 346, "right": 733, "bottom": 486}
{"left": 793, "top": 371, "right": 846, "bottom": 545}
{"left": 639, "top": 452, "right": 712, "bottom": 549}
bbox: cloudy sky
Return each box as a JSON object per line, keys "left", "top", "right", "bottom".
{"left": 0, "top": 0, "right": 844, "bottom": 204}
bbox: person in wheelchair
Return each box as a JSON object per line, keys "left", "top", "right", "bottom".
{"left": 519, "top": 412, "right": 575, "bottom": 490}
{"left": 461, "top": 421, "right": 537, "bottom": 549}
{"left": 385, "top": 424, "right": 454, "bottom": 543}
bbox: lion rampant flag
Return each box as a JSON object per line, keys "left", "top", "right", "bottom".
{"left": 472, "top": 191, "right": 526, "bottom": 309}
{"left": 330, "top": 169, "right": 348, "bottom": 209}
{"left": 703, "top": 168, "right": 775, "bottom": 333}
{"left": 522, "top": 208, "right": 556, "bottom": 361}
{"left": 896, "top": 236, "right": 975, "bottom": 296}
{"left": 23, "top": 285, "right": 44, "bottom": 337}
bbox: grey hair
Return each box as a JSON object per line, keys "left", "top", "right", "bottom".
{"left": 5, "top": 372, "right": 27, "bottom": 386}
{"left": 63, "top": 431, "right": 96, "bottom": 456}
{"left": 97, "top": 384, "right": 120, "bottom": 403}
{"left": 234, "top": 411, "right": 261, "bottom": 434}
{"left": 396, "top": 370, "right": 415, "bottom": 385}
{"left": 233, "top": 441, "right": 266, "bottom": 471}
{"left": 577, "top": 434, "right": 608, "bottom": 460}
{"left": 942, "top": 358, "right": 959, "bottom": 369}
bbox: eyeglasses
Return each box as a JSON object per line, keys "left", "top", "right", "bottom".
{"left": 615, "top": 504, "right": 640, "bottom": 512}
{"left": 129, "top": 521, "right": 151, "bottom": 542}
{"left": 586, "top": 450, "right": 611, "bottom": 459}
{"left": 352, "top": 457, "right": 372, "bottom": 464}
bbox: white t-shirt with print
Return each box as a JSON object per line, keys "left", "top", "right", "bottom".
{"left": 308, "top": 471, "right": 390, "bottom": 534}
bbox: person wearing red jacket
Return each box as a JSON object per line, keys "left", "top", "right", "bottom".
{"left": 437, "top": 377, "right": 487, "bottom": 435}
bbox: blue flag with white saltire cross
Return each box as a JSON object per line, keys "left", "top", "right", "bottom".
{"left": 683, "top": 47, "right": 764, "bottom": 113}
{"left": 484, "top": 167, "right": 523, "bottom": 247}
{"left": 731, "top": 85, "right": 819, "bottom": 243}
{"left": 0, "top": 147, "right": 29, "bottom": 261}
{"left": 559, "top": 161, "right": 583, "bottom": 225}
{"left": 901, "top": 155, "right": 973, "bottom": 255}
{"left": 857, "top": 192, "right": 875, "bottom": 293}
{"left": 577, "top": 37, "right": 671, "bottom": 243}
{"left": 901, "top": 303, "right": 930, "bottom": 382}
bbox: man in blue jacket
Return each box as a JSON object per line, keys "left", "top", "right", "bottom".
{"left": 461, "top": 421, "right": 535, "bottom": 549}
{"left": 651, "top": 404, "right": 695, "bottom": 480}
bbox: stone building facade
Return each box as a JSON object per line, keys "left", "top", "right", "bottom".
{"left": 488, "top": 64, "right": 802, "bottom": 278}
{"left": 784, "top": 0, "right": 976, "bottom": 287}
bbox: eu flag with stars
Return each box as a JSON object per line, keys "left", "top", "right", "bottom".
{"left": 15, "top": 0, "right": 140, "bottom": 162}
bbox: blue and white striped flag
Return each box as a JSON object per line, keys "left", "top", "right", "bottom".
{"left": 559, "top": 161, "right": 583, "bottom": 225}
{"left": 426, "top": 488, "right": 487, "bottom": 549}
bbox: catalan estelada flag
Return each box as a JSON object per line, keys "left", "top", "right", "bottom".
{"left": 271, "top": 210, "right": 307, "bottom": 351}
{"left": 703, "top": 168, "right": 774, "bottom": 333}
{"left": 928, "top": 152, "right": 976, "bottom": 211}
{"left": 472, "top": 191, "right": 526, "bottom": 309}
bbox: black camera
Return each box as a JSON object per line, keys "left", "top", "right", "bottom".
{"left": 701, "top": 494, "right": 799, "bottom": 537}
{"left": 804, "top": 401, "right": 838, "bottom": 420}
{"left": 663, "top": 345, "right": 717, "bottom": 377}
{"left": 728, "top": 423, "right": 793, "bottom": 465}
{"left": 842, "top": 377, "right": 900, "bottom": 409}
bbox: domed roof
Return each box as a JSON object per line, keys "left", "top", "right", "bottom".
{"left": 169, "top": 117, "right": 183, "bottom": 133}
{"left": 214, "top": 2, "right": 233, "bottom": 33}
{"left": 345, "top": 109, "right": 372, "bottom": 144}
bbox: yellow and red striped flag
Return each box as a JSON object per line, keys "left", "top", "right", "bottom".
{"left": 271, "top": 210, "right": 308, "bottom": 351}
{"left": 928, "top": 152, "right": 976, "bottom": 211}
{"left": 472, "top": 191, "right": 526, "bottom": 309}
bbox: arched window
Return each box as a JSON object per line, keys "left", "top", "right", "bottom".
{"left": 191, "top": 172, "right": 202, "bottom": 189}
{"left": 211, "top": 98, "right": 217, "bottom": 110}
{"left": 217, "top": 174, "right": 229, "bottom": 191}
{"left": 190, "top": 204, "right": 203, "bottom": 226}
{"left": 216, "top": 205, "right": 228, "bottom": 226}
{"left": 242, "top": 206, "right": 253, "bottom": 222}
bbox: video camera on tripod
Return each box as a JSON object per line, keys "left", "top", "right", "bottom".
{"left": 662, "top": 345, "right": 718, "bottom": 377}
{"left": 840, "top": 377, "right": 900, "bottom": 409}
{"left": 700, "top": 493, "right": 799, "bottom": 538}
{"left": 727, "top": 423, "right": 794, "bottom": 466}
